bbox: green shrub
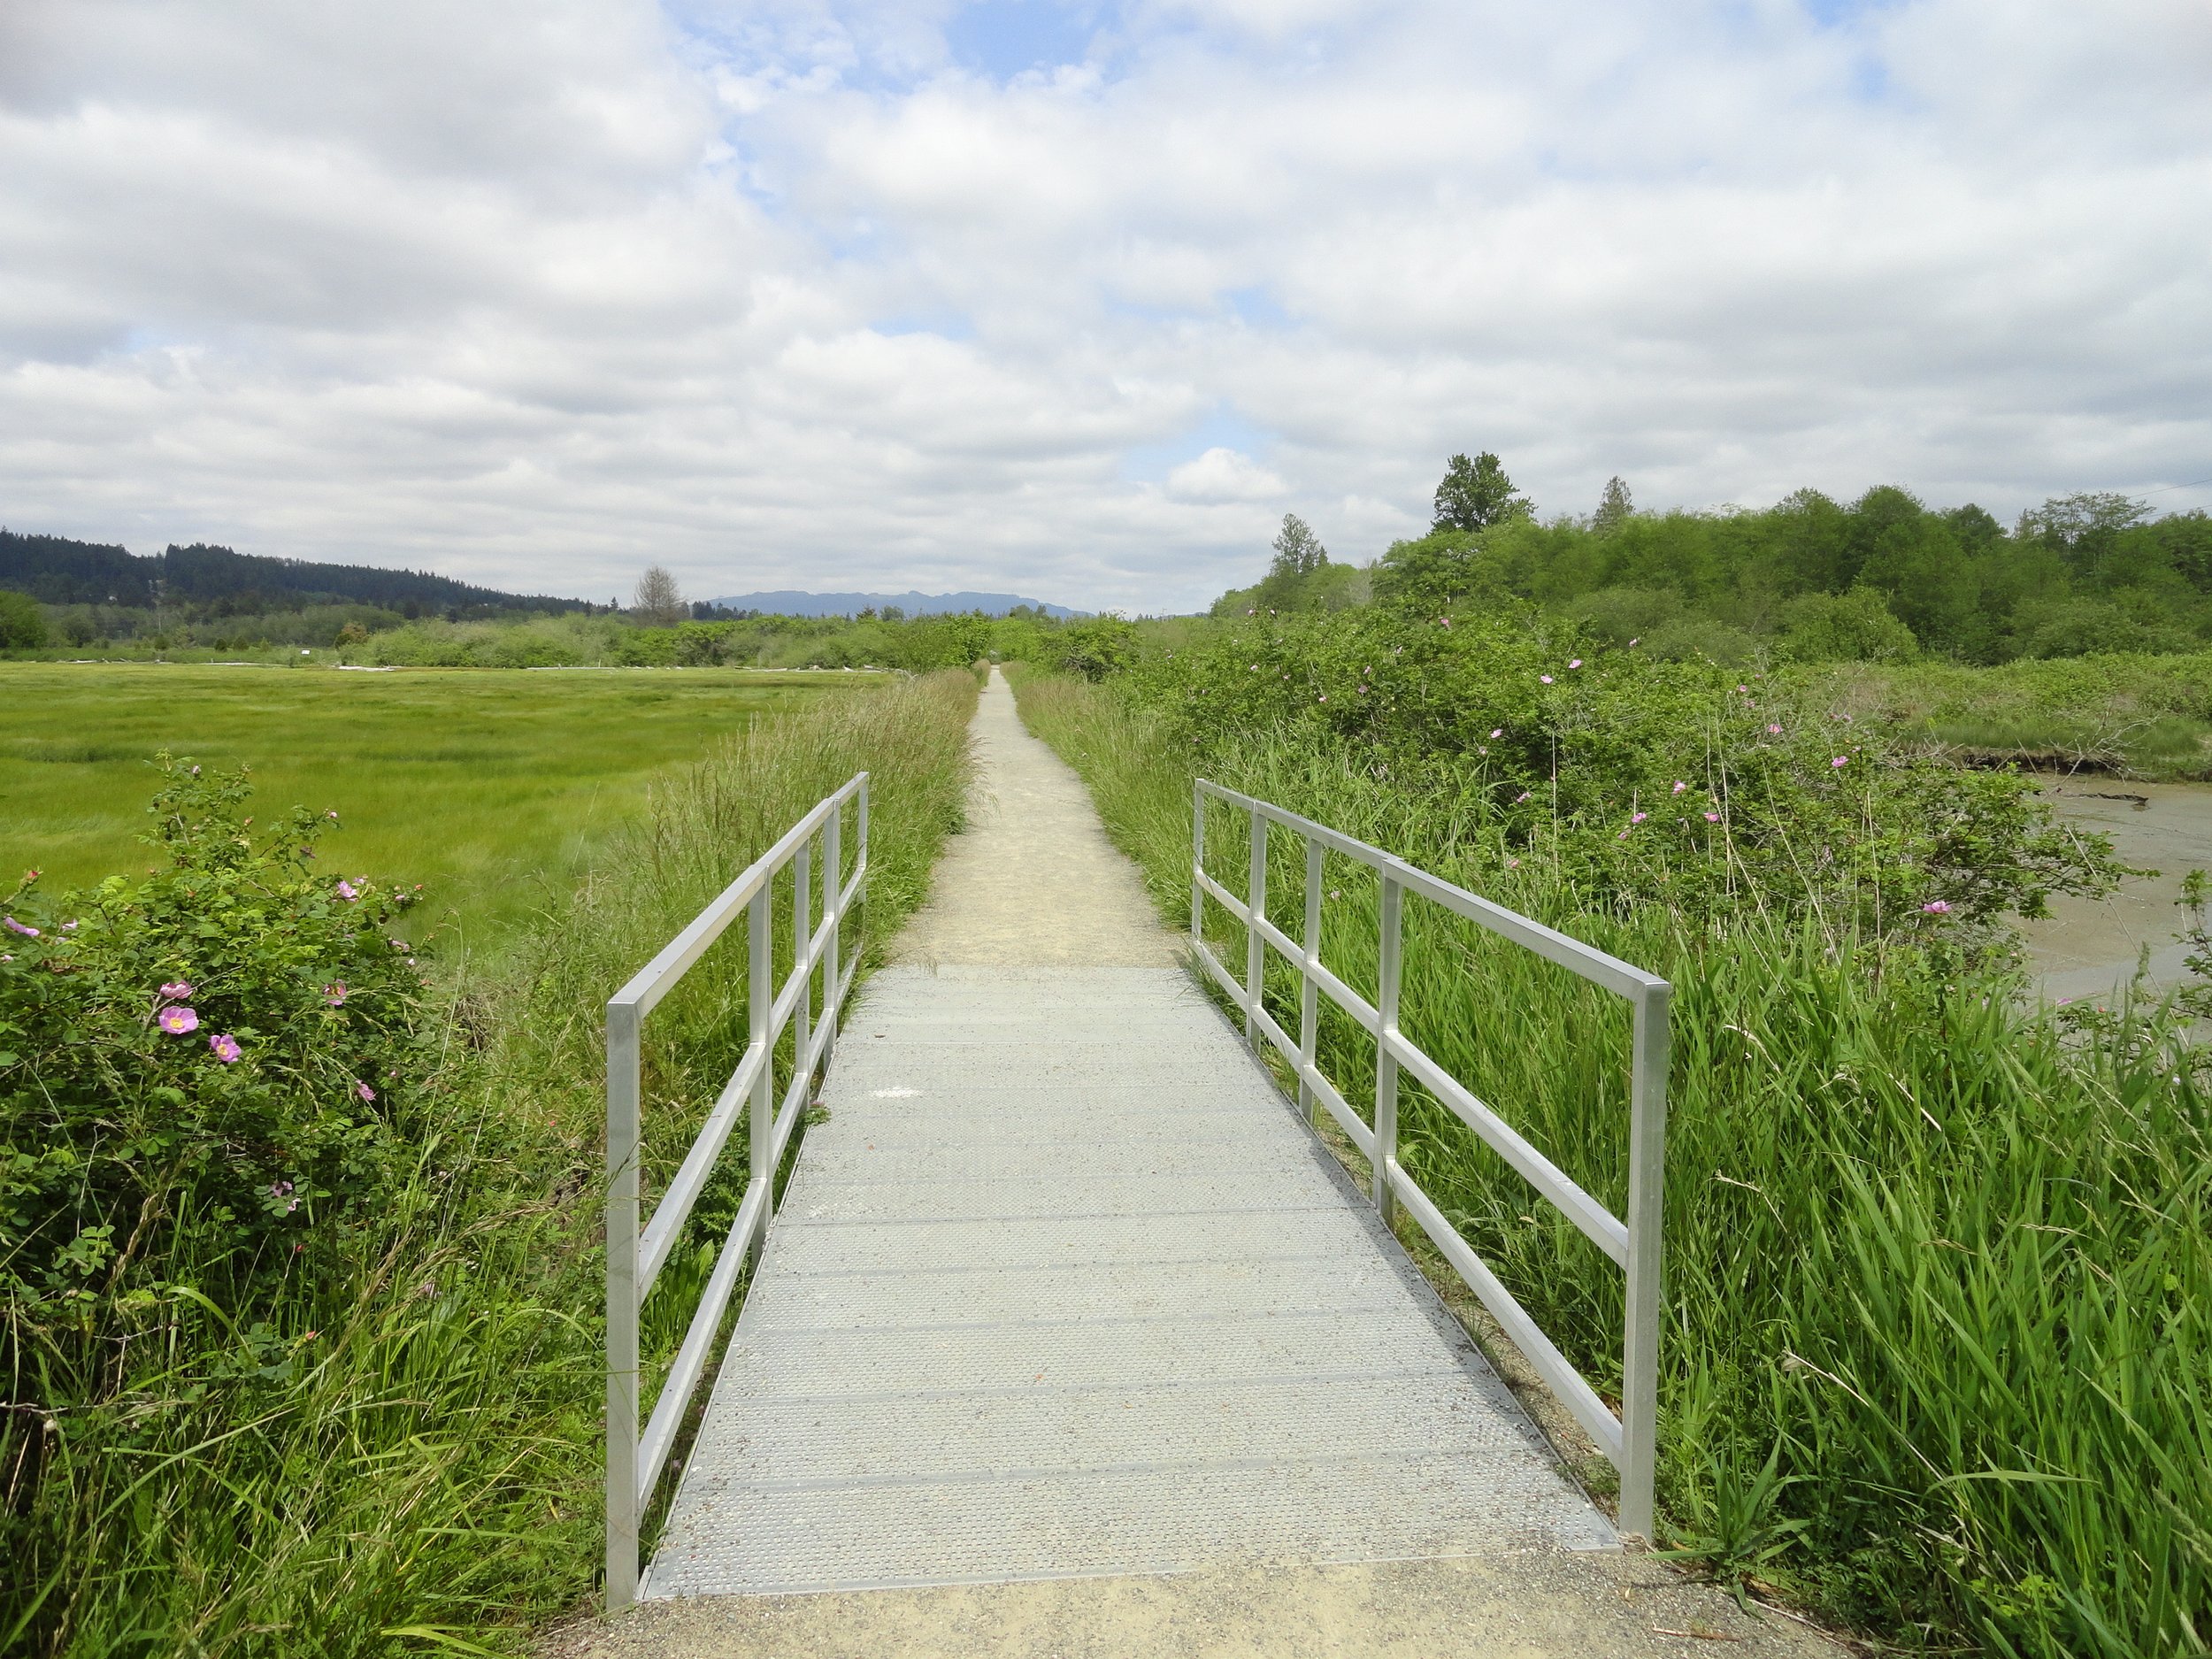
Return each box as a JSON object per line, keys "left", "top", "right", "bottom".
{"left": 1052, "top": 616, "right": 1140, "bottom": 680}
{"left": 2, "top": 760, "right": 428, "bottom": 1323}
{"left": 1, "top": 588, "right": 52, "bottom": 649}
{"left": 1775, "top": 588, "right": 1919, "bottom": 664}
{"left": 1640, "top": 615, "right": 1759, "bottom": 665}
{"left": 1567, "top": 585, "right": 1683, "bottom": 647}
{"left": 1134, "top": 611, "right": 2117, "bottom": 943}
{"left": 2014, "top": 597, "right": 2176, "bottom": 658}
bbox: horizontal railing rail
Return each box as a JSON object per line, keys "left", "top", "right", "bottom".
{"left": 1191, "top": 779, "right": 1670, "bottom": 1540}
{"left": 605, "top": 772, "right": 869, "bottom": 1609}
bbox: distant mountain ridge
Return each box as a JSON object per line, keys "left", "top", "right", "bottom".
{"left": 0, "top": 530, "right": 585, "bottom": 614}
{"left": 711, "top": 588, "right": 1078, "bottom": 618}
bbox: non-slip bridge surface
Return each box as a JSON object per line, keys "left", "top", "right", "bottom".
{"left": 641, "top": 672, "right": 1614, "bottom": 1600}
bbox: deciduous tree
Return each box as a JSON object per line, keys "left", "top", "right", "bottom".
{"left": 631, "top": 565, "right": 686, "bottom": 627}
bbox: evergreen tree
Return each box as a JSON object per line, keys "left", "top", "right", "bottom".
{"left": 1594, "top": 476, "right": 1633, "bottom": 534}
{"left": 1268, "top": 514, "right": 1328, "bottom": 579}
{"left": 1432, "top": 452, "right": 1532, "bottom": 533}
{"left": 1251, "top": 514, "right": 1333, "bottom": 611}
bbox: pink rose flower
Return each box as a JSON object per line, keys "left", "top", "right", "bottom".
{"left": 209, "top": 1033, "right": 242, "bottom": 1063}
{"left": 336, "top": 879, "right": 360, "bottom": 901}
{"left": 157, "top": 1005, "right": 200, "bottom": 1035}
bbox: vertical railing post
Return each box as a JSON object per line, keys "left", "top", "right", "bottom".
{"left": 821, "top": 803, "right": 841, "bottom": 1056}
{"left": 1245, "top": 809, "right": 1267, "bottom": 1048}
{"left": 856, "top": 777, "right": 871, "bottom": 956}
{"left": 747, "top": 887, "right": 774, "bottom": 1263}
{"left": 1298, "top": 837, "right": 1323, "bottom": 1127}
{"left": 603, "top": 1001, "right": 641, "bottom": 1612}
{"left": 791, "top": 841, "right": 810, "bottom": 1093}
{"left": 1373, "top": 875, "right": 1403, "bottom": 1223}
{"left": 1619, "top": 981, "right": 1671, "bottom": 1541}
{"left": 1190, "top": 780, "right": 1206, "bottom": 949}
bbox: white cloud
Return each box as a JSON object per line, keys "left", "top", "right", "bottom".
{"left": 1166, "top": 446, "right": 1285, "bottom": 502}
{"left": 1, "top": 0, "right": 2208, "bottom": 613}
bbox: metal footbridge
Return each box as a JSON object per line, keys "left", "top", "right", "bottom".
{"left": 601, "top": 766, "right": 1669, "bottom": 1610}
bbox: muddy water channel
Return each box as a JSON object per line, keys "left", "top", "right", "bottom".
{"left": 2019, "top": 780, "right": 2212, "bottom": 1003}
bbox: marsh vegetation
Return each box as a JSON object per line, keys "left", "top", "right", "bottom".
{"left": 1010, "top": 610, "right": 2209, "bottom": 1658}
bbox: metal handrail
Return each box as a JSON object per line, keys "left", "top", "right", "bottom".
{"left": 604, "top": 772, "right": 869, "bottom": 1609}
{"left": 1190, "top": 779, "right": 1671, "bottom": 1540}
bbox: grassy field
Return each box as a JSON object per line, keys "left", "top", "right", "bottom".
{"left": 0, "top": 663, "right": 872, "bottom": 938}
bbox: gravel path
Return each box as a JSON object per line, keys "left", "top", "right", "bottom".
{"left": 891, "top": 669, "right": 1173, "bottom": 968}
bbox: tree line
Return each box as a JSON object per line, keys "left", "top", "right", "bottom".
{"left": 0, "top": 531, "right": 588, "bottom": 617}
{"left": 1224, "top": 455, "right": 2212, "bottom": 664}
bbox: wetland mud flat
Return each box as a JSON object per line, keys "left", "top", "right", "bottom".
{"left": 2024, "top": 780, "right": 2212, "bottom": 1003}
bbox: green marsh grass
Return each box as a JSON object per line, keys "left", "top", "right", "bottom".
{"left": 0, "top": 662, "right": 864, "bottom": 937}
{"left": 1809, "top": 651, "right": 2212, "bottom": 780}
{"left": 5, "top": 670, "right": 978, "bottom": 1657}
{"left": 1014, "top": 671, "right": 2211, "bottom": 1658}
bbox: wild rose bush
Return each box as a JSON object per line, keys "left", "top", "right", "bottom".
{"left": 1134, "top": 611, "right": 2122, "bottom": 949}
{"left": 0, "top": 759, "right": 430, "bottom": 1325}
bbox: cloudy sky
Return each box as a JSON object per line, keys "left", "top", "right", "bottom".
{"left": 2, "top": 1, "right": 2208, "bottom": 612}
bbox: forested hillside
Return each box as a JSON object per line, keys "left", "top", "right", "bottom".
{"left": 0, "top": 531, "right": 585, "bottom": 616}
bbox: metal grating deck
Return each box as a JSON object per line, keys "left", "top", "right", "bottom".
{"left": 642, "top": 964, "right": 1615, "bottom": 1597}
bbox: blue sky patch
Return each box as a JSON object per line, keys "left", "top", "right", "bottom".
{"left": 1119, "top": 405, "right": 1274, "bottom": 483}
{"left": 1220, "top": 286, "right": 1293, "bottom": 328}
{"left": 945, "top": 1, "right": 1105, "bottom": 80}
{"left": 870, "top": 312, "right": 978, "bottom": 342}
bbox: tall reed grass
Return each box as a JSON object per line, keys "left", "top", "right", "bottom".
{"left": 6, "top": 670, "right": 977, "bottom": 1657}
{"left": 1014, "top": 671, "right": 2210, "bottom": 1659}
